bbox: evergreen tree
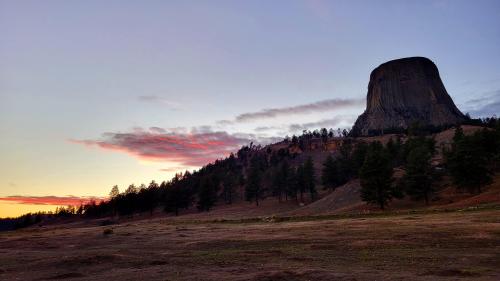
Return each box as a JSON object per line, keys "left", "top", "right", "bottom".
{"left": 246, "top": 157, "right": 263, "bottom": 206}
{"left": 287, "top": 167, "right": 299, "bottom": 202}
{"left": 359, "top": 142, "right": 400, "bottom": 209}
{"left": 222, "top": 171, "right": 238, "bottom": 204}
{"left": 197, "top": 177, "right": 217, "bottom": 212}
{"left": 296, "top": 164, "right": 306, "bottom": 202}
{"left": 143, "top": 180, "right": 159, "bottom": 215}
{"left": 336, "top": 142, "right": 353, "bottom": 183}
{"left": 303, "top": 157, "right": 317, "bottom": 201}
{"left": 447, "top": 132, "right": 493, "bottom": 194}
{"left": 321, "top": 155, "right": 337, "bottom": 190}
{"left": 125, "top": 184, "right": 138, "bottom": 195}
{"left": 404, "top": 145, "right": 434, "bottom": 204}
{"left": 351, "top": 142, "right": 369, "bottom": 176}
{"left": 272, "top": 161, "right": 290, "bottom": 202}
{"left": 109, "top": 185, "right": 120, "bottom": 198}
{"left": 320, "top": 128, "right": 328, "bottom": 144}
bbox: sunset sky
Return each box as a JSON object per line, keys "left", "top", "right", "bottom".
{"left": 1, "top": 0, "right": 500, "bottom": 217}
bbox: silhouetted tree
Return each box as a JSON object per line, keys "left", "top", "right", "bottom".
{"left": 296, "top": 163, "right": 306, "bottom": 202}
{"left": 222, "top": 171, "right": 238, "bottom": 204}
{"left": 140, "top": 180, "right": 159, "bottom": 215}
{"left": 286, "top": 167, "right": 299, "bottom": 203}
{"left": 360, "top": 142, "right": 400, "bottom": 209}
{"left": 351, "top": 142, "right": 369, "bottom": 176}
{"left": 320, "top": 128, "right": 328, "bottom": 144}
{"left": 321, "top": 155, "right": 337, "bottom": 190}
{"left": 246, "top": 157, "right": 263, "bottom": 206}
{"left": 125, "top": 184, "right": 138, "bottom": 195}
{"left": 404, "top": 145, "right": 434, "bottom": 204}
{"left": 109, "top": 185, "right": 120, "bottom": 198}
{"left": 446, "top": 129, "right": 494, "bottom": 194}
{"left": 197, "top": 177, "right": 217, "bottom": 211}
{"left": 273, "top": 161, "right": 293, "bottom": 202}
{"left": 303, "top": 157, "right": 317, "bottom": 200}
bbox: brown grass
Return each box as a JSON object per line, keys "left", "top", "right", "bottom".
{"left": 0, "top": 207, "right": 499, "bottom": 280}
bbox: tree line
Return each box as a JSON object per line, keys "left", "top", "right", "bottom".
{"left": 2, "top": 117, "right": 499, "bottom": 230}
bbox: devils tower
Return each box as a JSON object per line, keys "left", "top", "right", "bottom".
{"left": 351, "top": 57, "right": 466, "bottom": 136}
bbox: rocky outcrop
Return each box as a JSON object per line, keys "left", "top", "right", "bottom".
{"left": 351, "top": 57, "right": 465, "bottom": 136}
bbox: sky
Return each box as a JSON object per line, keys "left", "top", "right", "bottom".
{"left": 1, "top": 0, "right": 500, "bottom": 217}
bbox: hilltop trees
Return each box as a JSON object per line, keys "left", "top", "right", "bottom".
{"left": 109, "top": 185, "right": 120, "bottom": 198}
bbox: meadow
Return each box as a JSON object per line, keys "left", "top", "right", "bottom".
{"left": 1, "top": 207, "right": 499, "bottom": 280}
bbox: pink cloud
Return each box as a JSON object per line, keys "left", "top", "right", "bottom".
{"left": 231, "top": 98, "right": 364, "bottom": 123}
{"left": 70, "top": 128, "right": 254, "bottom": 167}
{"left": 0, "top": 195, "right": 105, "bottom": 206}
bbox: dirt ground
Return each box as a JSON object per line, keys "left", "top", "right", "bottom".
{"left": 1, "top": 208, "right": 499, "bottom": 281}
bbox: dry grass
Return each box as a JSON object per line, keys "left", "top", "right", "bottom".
{"left": 0, "top": 208, "right": 499, "bottom": 280}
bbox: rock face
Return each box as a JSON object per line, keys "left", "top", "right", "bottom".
{"left": 351, "top": 57, "right": 465, "bottom": 136}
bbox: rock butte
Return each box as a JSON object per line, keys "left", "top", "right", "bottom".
{"left": 351, "top": 57, "right": 465, "bottom": 136}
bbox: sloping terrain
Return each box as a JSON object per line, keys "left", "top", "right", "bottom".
{"left": 281, "top": 180, "right": 363, "bottom": 216}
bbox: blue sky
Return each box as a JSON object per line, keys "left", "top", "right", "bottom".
{"left": 1, "top": 0, "right": 499, "bottom": 216}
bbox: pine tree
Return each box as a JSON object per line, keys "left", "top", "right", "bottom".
{"left": 351, "top": 142, "right": 369, "bottom": 176}
{"left": 404, "top": 145, "right": 434, "bottom": 204}
{"left": 109, "top": 185, "right": 120, "bottom": 198}
{"left": 447, "top": 133, "right": 493, "bottom": 194}
{"left": 125, "top": 184, "right": 137, "bottom": 195}
{"left": 303, "top": 157, "right": 317, "bottom": 201}
{"left": 321, "top": 155, "right": 337, "bottom": 190}
{"left": 272, "top": 161, "right": 290, "bottom": 202}
{"left": 222, "top": 171, "right": 238, "bottom": 204}
{"left": 246, "top": 157, "right": 263, "bottom": 206}
{"left": 197, "top": 177, "right": 217, "bottom": 211}
{"left": 359, "top": 142, "right": 399, "bottom": 209}
{"left": 144, "top": 180, "right": 159, "bottom": 215}
{"left": 336, "top": 142, "right": 353, "bottom": 184}
{"left": 287, "top": 167, "right": 299, "bottom": 202}
{"left": 296, "top": 164, "right": 306, "bottom": 202}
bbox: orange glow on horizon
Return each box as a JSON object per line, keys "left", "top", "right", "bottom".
{"left": 0, "top": 196, "right": 106, "bottom": 218}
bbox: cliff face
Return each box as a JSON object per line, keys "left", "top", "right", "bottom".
{"left": 351, "top": 57, "right": 465, "bottom": 136}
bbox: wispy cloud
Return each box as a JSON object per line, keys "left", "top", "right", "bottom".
{"left": 138, "top": 95, "right": 182, "bottom": 110}
{"left": 220, "top": 98, "right": 363, "bottom": 124}
{"left": 254, "top": 126, "right": 282, "bottom": 132}
{"left": 288, "top": 115, "right": 357, "bottom": 132}
{"left": 0, "top": 195, "right": 104, "bottom": 206}
{"left": 159, "top": 167, "right": 188, "bottom": 173}
{"left": 70, "top": 127, "right": 275, "bottom": 167}
{"left": 461, "top": 90, "right": 500, "bottom": 117}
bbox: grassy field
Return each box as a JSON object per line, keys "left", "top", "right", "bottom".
{"left": 1, "top": 207, "right": 499, "bottom": 280}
